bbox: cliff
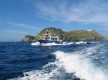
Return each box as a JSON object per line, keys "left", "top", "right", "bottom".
{"left": 22, "top": 35, "right": 37, "bottom": 42}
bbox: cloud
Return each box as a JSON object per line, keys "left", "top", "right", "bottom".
{"left": 0, "top": 29, "right": 29, "bottom": 42}
{"left": 34, "top": 0, "right": 108, "bottom": 24}
{"left": 0, "top": 29, "right": 28, "bottom": 34}
{"left": 9, "top": 22, "right": 39, "bottom": 29}
{"left": 1, "top": 20, "right": 40, "bottom": 30}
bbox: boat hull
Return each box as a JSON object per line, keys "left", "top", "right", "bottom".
{"left": 39, "top": 40, "right": 63, "bottom": 46}
{"left": 39, "top": 40, "right": 62, "bottom": 44}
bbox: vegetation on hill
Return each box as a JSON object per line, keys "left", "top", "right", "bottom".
{"left": 22, "top": 27, "right": 105, "bottom": 42}
{"left": 22, "top": 35, "right": 37, "bottom": 42}
{"left": 63, "top": 30, "right": 105, "bottom": 41}
{"left": 37, "top": 27, "right": 64, "bottom": 39}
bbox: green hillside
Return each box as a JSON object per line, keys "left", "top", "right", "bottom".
{"left": 63, "top": 30, "right": 105, "bottom": 41}
{"left": 36, "top": 27, "right": 64, "bottom": 39}
{"left": 22, "top": 27, "right": 105, "bottom": 42}
{"left": 22, "top": 35, "right": 37, "bottom": 42}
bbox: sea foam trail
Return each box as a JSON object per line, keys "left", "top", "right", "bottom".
{"left": 54, "top": 51, "right": 107, "bottom": 80}
{"left": 9, "top": 44, "right": 107, "bottom": 80}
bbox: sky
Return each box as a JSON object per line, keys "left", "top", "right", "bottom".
{"left": 0, "top": 0, "right": 108, "bottom": 41}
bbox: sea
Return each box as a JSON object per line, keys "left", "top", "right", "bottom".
{"left": 0, "top": 41, "right": 108, "bottom": 80}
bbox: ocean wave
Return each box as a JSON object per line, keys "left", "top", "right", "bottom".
{"left": 9, "top": 44, "right": 107, "bottom": 80}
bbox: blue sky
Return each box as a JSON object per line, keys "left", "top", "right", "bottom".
{"left": 0, "top": 0, "right": 108, "bottom": 41}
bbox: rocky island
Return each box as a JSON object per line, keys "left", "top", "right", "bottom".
{"left": 22, "top": 27, "right": 105, "bottom": 42}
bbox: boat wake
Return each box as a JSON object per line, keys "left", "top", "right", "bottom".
{"left": 31, "top": 41, "right": 89, "bottom": 46}
{"left": 9, "top": 44, "right": 107, "bottom": 80}
{"left": 31, "top": 42, "right": 40, "bottom": 46}
{"left": 31, "top": 42, "right": 74, "bottom": 46}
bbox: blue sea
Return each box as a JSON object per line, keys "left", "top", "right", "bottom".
{"left": 0, "top": 41, "right": 108, "bottom": 80}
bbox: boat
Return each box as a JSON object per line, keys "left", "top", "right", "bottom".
{"left": 38, "top": 31, "right": 63, "bottom": 46}
{"left": 31, "top": 31, "right": 74, "bottom": 46}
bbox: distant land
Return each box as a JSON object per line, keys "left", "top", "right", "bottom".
{"left": 22, "top": 27, "right": 106, "bottom": 42}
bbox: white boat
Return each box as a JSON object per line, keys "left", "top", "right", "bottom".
{"left": 38, "top": 31, "right": 63, "bottom": 46}
{"left": 31, "top": 31, "right": 74, "bottom": 46}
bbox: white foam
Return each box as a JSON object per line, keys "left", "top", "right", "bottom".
{"left": 75, "top": 41, "right": 87, "bottom": 44}
{"left": 40, "top": 42, "right": 73, "bottom": 46}
{"left": 54, "top": 51, "right": 107, "bottom": 80}
{"left": 9, "top": 45, "right": 107, "bottom": 80}
{"left": 9, "top": 62, "right": 64, "bottom": 80}
{"left": 31, "top": 41, "right": 74, "bottom": 46}
{"left": 31, "top": 42, "right": 40, "bottom": 46}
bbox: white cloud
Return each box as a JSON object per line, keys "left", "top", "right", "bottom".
{"left": 0, "top": 29, "right": 28, "bottom": 34}
{"left": 0, "top": 29, "right": 29, "bottom": 42}
{"left": 1, "top": 21, "right": 40, "bottom": 30}
{"left": 35, "top": 0, "right": 108, "bottom": 24}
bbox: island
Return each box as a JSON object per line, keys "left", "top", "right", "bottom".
{"left": 22, "top": 27, "right": 106, "bottom": 42}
